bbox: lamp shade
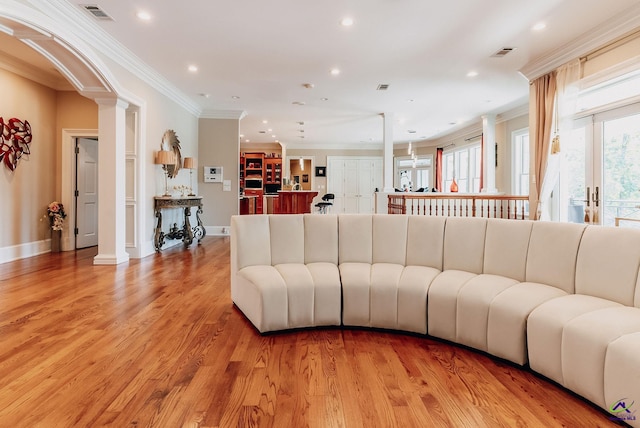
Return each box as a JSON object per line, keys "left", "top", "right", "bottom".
{"left": 155, "top": 150, "right": 175, "bottom": 165}
{"left": 183, "top": 157, "right": 197, "bottom": 169}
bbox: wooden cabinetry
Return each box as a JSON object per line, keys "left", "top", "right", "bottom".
{"left": 264, "top": 158, "right": 282, "bottom": 184}
{"left": 244, "top": 153, "right": 264, "bottom": 181}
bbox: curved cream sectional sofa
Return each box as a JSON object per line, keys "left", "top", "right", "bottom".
{"left": 231, "top": 213, "right": 640, "bottom": 425}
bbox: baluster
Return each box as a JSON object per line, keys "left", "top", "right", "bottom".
{"left": 429, "top": 198, "right": 433, "bottom": 216}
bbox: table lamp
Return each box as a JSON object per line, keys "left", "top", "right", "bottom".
{"left": 183, "top": 157, "right": 197, "bottom": 196}
{"left": 155, "top": 150, "right": 176, "bottom": 196}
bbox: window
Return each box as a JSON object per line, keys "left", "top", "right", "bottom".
{"left": 443, "top": 143, "right": 481, "bottom": 193}
{"left": 396, "top": 156, "right": 432, "bottom": 191}
{"left": 511, "top": 129, "right": 530, "bottom": 196}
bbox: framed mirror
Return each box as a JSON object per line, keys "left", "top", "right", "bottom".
{"left": 161, "top": 129, "right": 182, "bottom": 178}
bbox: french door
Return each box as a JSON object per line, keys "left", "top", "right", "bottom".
{"left": 561, "top": 103, "right": 640, "bottom": 226}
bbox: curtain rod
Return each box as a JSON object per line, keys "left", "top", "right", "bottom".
{"left": 582, "top": 28, "right": 640, "bottom": 62}
{"left": 437, "top": 143, "right": 455, "bottom": 150}
{"left": 464, "top": 133, "right": 483, "bottom": 142}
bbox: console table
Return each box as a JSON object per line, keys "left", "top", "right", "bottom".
{"left": 154, "top": 196, "right": 206, "bottom": 251}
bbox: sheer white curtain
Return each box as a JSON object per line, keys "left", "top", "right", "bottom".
{"left": 536, "top": 60, "right": 581, "bottom": 220}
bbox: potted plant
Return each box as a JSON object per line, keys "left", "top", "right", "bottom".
{"left": 47, "top": 201, "right": 67, "bottom": 252}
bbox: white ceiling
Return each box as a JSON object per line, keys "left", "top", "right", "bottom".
{"left": 3, "top": 0, "right": 640, "bottom": 148}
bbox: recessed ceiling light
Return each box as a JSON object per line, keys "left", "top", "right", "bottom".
{"left": 198, "top": 93, "right": 210, "bottom": 98}
{"left": 267, "top": 128, "right": 272, "bottom": 132}
{"left": 271, "top": 134, "right": 276, "bottom": 138}
{"left": 467, "top": 71, "right": 478, "bottom": 77}
{"left": 533, "top": 22, "right": 546, "bottom": 31}
{"left": 302, "top": 83, "right": 314, "bottom": 89}
{"left": 407, "top": 99, "right": 414, "bottom": 102}
{"left": 330, "top": 68, "right": 340, "bottom": 76}
{"left": 231, "top": 95, "right": 240, "bottom": 99}
{"left": 262, "top": 120, "right": 268, "bottom": 124}
{"left": 188, "top": 65, "right": 198, "bottom": 72}
{"left": 292, "top": 101, "right": 306, "bottom": 105}
{"left": 240, "top": 134, "right": 244, "bottom": 138}
{"left": 340, "top": 17, "right": 354, "bottom": 27}
{"left": 320, "top": 97, "right": 329, "bottom": 101}
{"left": 136, "top": 10, "right": 151, "bottom": 21}
{"left": 245, "top": 139, "right": 250, "bottom": 142}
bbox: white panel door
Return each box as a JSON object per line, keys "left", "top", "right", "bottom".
{"left": 327, "top": 156, "right": 383, "bottom": 213}
{"left": 343, "top": 159, "right": 360, "bottom": 213}
{"left": 76, "top": 138, "right": 99, "bottom": 248}
{"left": 328, "top": 158, "right": 345, "bottom": 213}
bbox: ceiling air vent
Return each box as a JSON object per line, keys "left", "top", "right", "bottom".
{"left": 376, "top": 84, "right": 390, "bottom": 91}
{"left": 491, "top": 47, "right": 516, "bottom": 58}
{"left": 81, "top": 5, "right": 114, "bottom": 21}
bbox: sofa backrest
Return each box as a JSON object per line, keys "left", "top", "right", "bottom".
{"left": 373, "top": 215, "right": 408, "bottom": 265}
{"left": 482, "top": 219, "right": 533, "bottom": 281}
{"left": 270, "top": 214, "right": 305, "bottom": 265}
{"left": 339, "top": 214, "right": 373, "bottom": 264}
{"left": 231, "top": 214, "right": 272, "bottom": 270}
{"left": 304, "top": 214, "right": 339, "bottom": 264}
{"left": 406, "top": 216, "right": 446, "bottom": 270}
{"left": 576, "top": 226, "right": 640, "bottom": 306}
{"left": 525, "top": 221, "right": 586, "bottom": 293}
{"left": 443, "top": 217, "right": 487, "bottom": 274}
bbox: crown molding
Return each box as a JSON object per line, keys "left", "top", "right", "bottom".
{"left": 0, "top": 49, "right": 73, "bottom": 90}
{"left": 284, "top": 142, "right": 383, "bottom": 151}
{"left": 24, "top": 0, "right": 201, "bottom": 116}
{"left": 520, "top": 3, "right": 640, "bottom": 81}
{"left": 200, "top": 109, "right": 247, "bottom": 120}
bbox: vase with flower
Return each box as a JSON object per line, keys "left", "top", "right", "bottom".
{"left": 47, "top": 201, "right": 67, "bottom": 252}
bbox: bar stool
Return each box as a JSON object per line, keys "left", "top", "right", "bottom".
{"left": 315, "top": 193, "right": 335, "bottom": 214}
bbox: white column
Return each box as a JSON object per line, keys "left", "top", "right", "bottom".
{"left": 94, "top": 98, "right": 130, "bottom": 265}
{"left": 382, "top": 112, "right": 394, "bottom": 193}
{"left": 482, "top": 114, "right": 498, "bottom": 194}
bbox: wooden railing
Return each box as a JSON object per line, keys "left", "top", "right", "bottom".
{"left": 388, "top": 194, "right": 529, "bottom": 220}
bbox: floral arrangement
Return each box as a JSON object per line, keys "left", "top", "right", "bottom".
{"left": 47, "top": 201, "right": 67, "bottom": 231}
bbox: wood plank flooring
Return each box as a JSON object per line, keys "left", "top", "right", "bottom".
{"left": 0, "top": 237, "right": 623, "bottom": 427}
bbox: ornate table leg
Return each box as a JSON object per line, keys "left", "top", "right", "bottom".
{"left": 193, "top": 204, "right": 206, "bottom": 243}
{"left": 183, "top": 206, "right": 194, "bottom": 247}
{"left": 154, "top": 209, "right": 165, "bottom": 251}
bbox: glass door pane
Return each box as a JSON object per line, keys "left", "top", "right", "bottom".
{"left": 561, "top": 125, "right": 588, "bottom": 223}
{"left": 601, "top": 112, "right": 640, "bottom": 227}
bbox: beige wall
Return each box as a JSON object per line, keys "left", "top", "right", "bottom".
{"left": 0, "top": 71, "right": 102, "bottom": 251}
{"left": 199, "top": 118, "right": 240, "bottom": 229}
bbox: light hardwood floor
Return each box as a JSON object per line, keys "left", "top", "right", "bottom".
{"left": 0, "top": 237, "right": 622, "bottom": 427}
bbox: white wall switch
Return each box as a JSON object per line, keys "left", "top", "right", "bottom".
{"left": 223, "top": 180, "right": 231, "bottom": 191}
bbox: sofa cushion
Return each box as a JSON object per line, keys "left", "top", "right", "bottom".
{"left": 487, "top": 282, "right": 567, "bottom": 365}
{"left": 525, "top": 221, "right": 586, "bottom": 294}
{"left": 527, "top": 294, "right": 621, "bottom": 385}
{"left": 373, "top": 215, "right": 408, "bottom": 265}
{"left": 483, "top": 219, "right": 533, "bottom": 281}
{"left": 562, "top": 307, "right": 640, "bottom": 408}
{"left": 235, "top": 265, "right": 288, "bottom": 332}
{"left": 456, "top": 274, "right": 519, "bottom": 351}
{"left": 340, "top": 262, "right": 372, "bottom": 326}
{"left": 576, "top": 226, "right": 640, "bottom": 306}
{"left": 443, "top": 217, "right": 487, "bottom": 274}
{"left": 604, "top": 332, "right": 640, "bottom": 427}
{"left": 231, "top": 215, "right": 271, "bottom": 270}
{"left": 339, "top": 214, "right": 372, "bottom": 264}
{"left": 306, "top": 262, "right": 342, "bottom": 326}
{"left": 397, "top": 266, "right": 440, "bottom": 334}
{"left": 370, "top": 263, "right": 405, "bottom": 329}
{"left": 406, "top": 216, "right": 446, "bottom": 270}
{"left": 427, "top": 270, "right": 478, "bottom": 341}
{"left": 270, "top": 215, "right": 304, "bottom": 265}
{"left": 304, "top": 214, "right": 339, "bottom": 265}
{"left": 274, "top": 263, "right": 314, "bottom": 327}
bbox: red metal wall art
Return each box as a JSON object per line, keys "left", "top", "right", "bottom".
{"left": 0, "top": 117, "right": 32, "bottom": 171}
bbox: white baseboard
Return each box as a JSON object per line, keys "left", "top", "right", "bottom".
{"left": 205, "top": 226, "right": 231, "bottom": 236}
{"left": 0, "top": 239, "right": 52, "bottom": 265}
